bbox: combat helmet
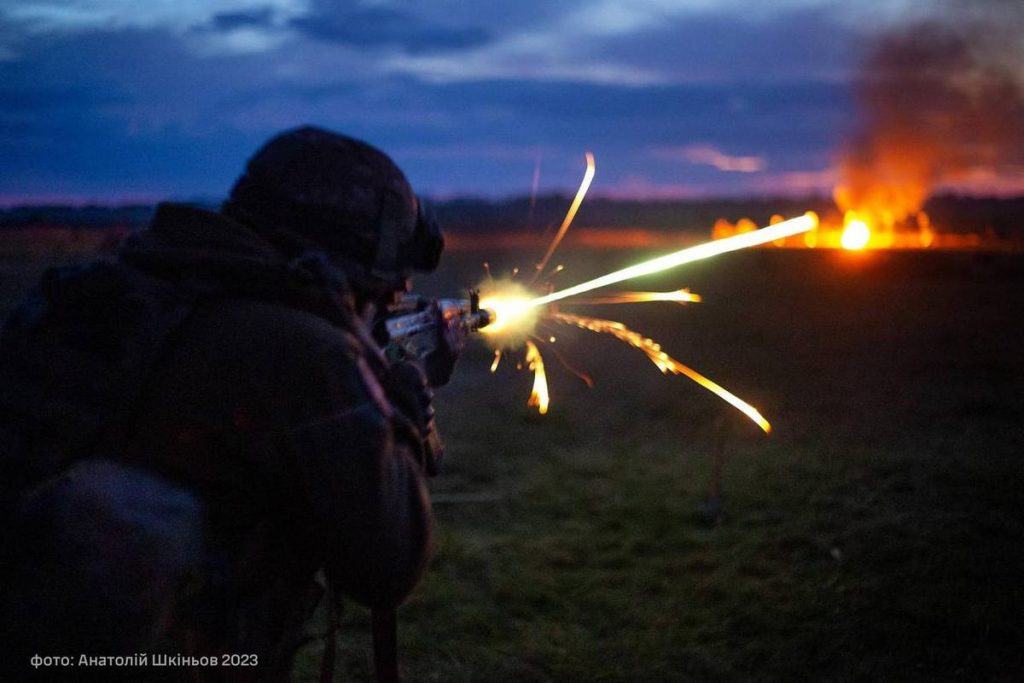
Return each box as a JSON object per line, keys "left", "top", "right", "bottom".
{"left": 223, "top": 126, "right": 443, "bottom": 290}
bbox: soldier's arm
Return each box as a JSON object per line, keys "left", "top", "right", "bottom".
{"left": 287, "top": 340, "right": 433, "bottom": 609}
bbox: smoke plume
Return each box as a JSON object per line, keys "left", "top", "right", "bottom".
{"left": 835, "top": 1, "right": 1024, "bottom": 223}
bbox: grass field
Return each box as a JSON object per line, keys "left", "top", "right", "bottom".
{"left": 319, "top": 247, "right": 1024, "bottom": 682}
{"left": 3, "top": 245, "right": 1022, "bottom": 681}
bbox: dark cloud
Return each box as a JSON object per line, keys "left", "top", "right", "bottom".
{"left": 0, "top": 25, "right": 270, "bottom": 198}
{"left": 416, "top": 79, "right": 850, "bottom": 152}
{"left": 0, "top": 36, "right": 850, "bottom": 199}
{"left": 290, "top": 3, "right": 491, "bottom": 54}
{"left": 592, "top": 6, "right": 855, "bottom": 84}
{"left": 0, "top": 2, "right": 887, "bottom": 201}
{"left": 352, "top": 77, "right": 851, "bottom": 197}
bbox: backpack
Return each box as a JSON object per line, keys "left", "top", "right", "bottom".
{"left": 0, "top": 261, "right": 211, "bottom": 671}
{"left": 0, "top": 240, "right": 372, "bottom": 510}
{"left": 0, "top": 260, "right": 206, "bottom": 510}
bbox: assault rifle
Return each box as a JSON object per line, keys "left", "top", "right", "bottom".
{"left": 384, "top": 291, "right": 493, "bottom": 357}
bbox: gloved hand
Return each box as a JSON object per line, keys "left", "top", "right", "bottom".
{"left": 421, "top": 300, "right": 466, "bottom": 387}
{"left": 386, "top": 360, "right": 443, "bottom": 476}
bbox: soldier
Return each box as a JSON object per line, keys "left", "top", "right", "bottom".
{"left": 0, "top": 126, "right": 462, "bottom": 681}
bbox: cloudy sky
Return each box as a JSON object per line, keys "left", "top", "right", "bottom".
{"left": 0, "top": 0, "right": 959, "bottom": 203}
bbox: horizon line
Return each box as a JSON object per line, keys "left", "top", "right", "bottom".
{"left": 4, "top": 189, "right": 1024, "bottom": 211}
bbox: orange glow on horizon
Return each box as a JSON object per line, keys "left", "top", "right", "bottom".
{"left": 703, "top": 206, "right": 999, "bottom": 251}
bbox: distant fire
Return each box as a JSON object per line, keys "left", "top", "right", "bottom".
{"left": 822, "top": 6, "right": 1023, "bottom": 251}
{"left": 706, "top": 5, "right": 1024, "bottom": 252}
{"left": 840, "top": 213, "right": 871, "bottom": 251}
{"left": 709, "top": 207, "right": 989, "bottom": 251}
{"left": 829, "top": 173, "right": 938, "bottom": 250}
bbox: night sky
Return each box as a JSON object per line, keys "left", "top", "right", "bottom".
{"left": 0, "top": 1, "right": 991, "bottom": 204}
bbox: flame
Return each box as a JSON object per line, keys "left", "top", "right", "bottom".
{"left": 840, "top": 212, "right": 872, "bottom": 250}
{"left": 712, "top": 217, "right": 758, "bottom": 241}
{"left": 552, "top": 313, "right": 771, "bottom": 433}
{"left": 534, "top": 151, "right": 596, "bottom": 278}
{"left": 523, "top": 339, "right": 550, "bottom": 414}
{"left": 568, "top": 289, "right": 702, "bottom": 305}
{"left": 814, "top": 206, "right": 959, "bottom": 250}
{"left": 917, "top": 212, "right": 935, "bottom": 248}
{"left": 833, "top": 182, "right": 923, "bottom": 236}
{"left": 490, "top": 349, "right": 502, "bottom": 373}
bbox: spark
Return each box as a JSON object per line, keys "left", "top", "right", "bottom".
{"left": 543, "top": 264, "right": 566, "bottom": 280}
{"left": 533, "top": 152, "right": 596, "bottom": 279}
{"left": 475, "top": 151, "right": 802, "bottom": 427}
{"left": 524, "top": 340, "right": 550, "bottom": 414}
{"left": 482, "top": 216, "right": 814, "bottom": 342}
{"left": 552, "top": 313, "right": 771, "bottom": 433}
{"left": 530, "top": 213, "right": 817, "bottom": 309}
{"left": 569, "top": 288, "right": 702, "bottom": 305}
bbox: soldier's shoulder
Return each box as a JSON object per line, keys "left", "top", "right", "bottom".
{"left": 221, "top": 295, "right": 362, "bottom": 348}
{"left": 201, "top": 298, "right": 392, "bottom": 425}
{"left": 143, "top": 296, "right": 381, "bottom": 424}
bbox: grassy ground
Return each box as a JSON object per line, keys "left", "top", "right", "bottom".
{"left": 3, "top": 246, "right": 1022, "bottom": 681}
{"left": 309, "top": 247, "right": 1024, "bottom": 682}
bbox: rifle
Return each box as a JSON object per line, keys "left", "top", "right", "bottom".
{"left": 384, "top": 291, "right": 493, "bottom": 353}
